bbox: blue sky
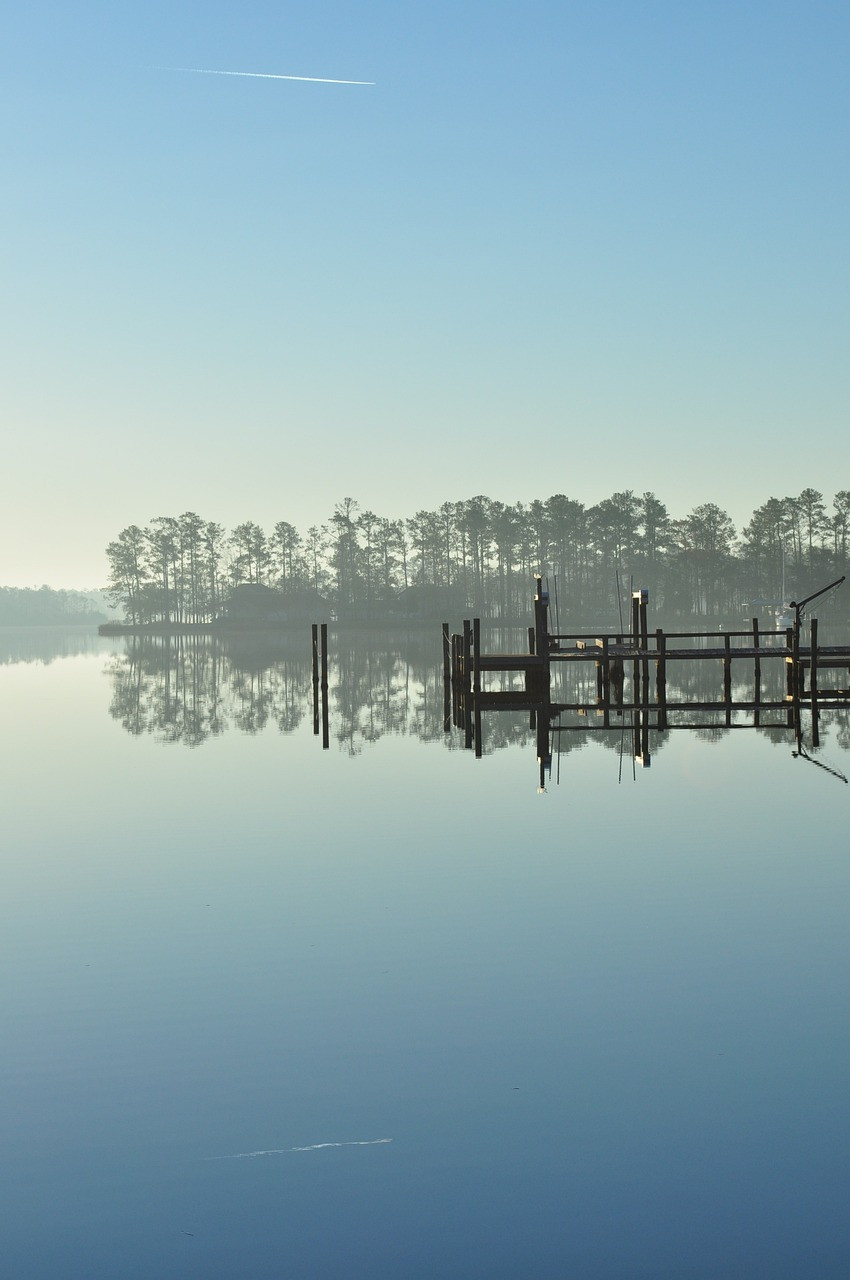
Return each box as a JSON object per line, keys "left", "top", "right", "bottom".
{"left": 3, "top": 0, "right": 848, "bottom": 585}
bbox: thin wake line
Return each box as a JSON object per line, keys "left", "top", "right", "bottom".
{"left": 157, "top": 67, "right": 375, "bottom": 86}
{"left": 206, "top": 1138, "right": 393, "bottom": 1160}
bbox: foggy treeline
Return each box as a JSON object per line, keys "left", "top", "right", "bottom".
{"left": 0, "top": 586, "right": 107, "bottom": 626}
{"left": 106, "top": 488, "right": 850, "bottom": 625}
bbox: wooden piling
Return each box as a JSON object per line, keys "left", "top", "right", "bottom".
{"left": 810, "top": 617, "right": 820, "bottom": 746}
{"left": 631, "top": 595, "right": 640, "bottom": 709}
{"left": 655, "top": 628, "right": 667, "bottom": 730}
{"left": 311, "top": 623, "right": 320, "bottom": 735}
{"left": 723, "top": 632, "right": 732, "bottom": 723}
{"left": 320, "top": 622, "right": 329, "bottom": 750}
{"left": 451, "top": 633, "right": 461, "bottom": 727}
{"left": 639, "top": 592, "right": 649, "bottom": 710}
{"left": 472, "top": 618, "right": 481, "bottom": 694}
{"left": 442, "top": 623, "right": 451, "bottom": 733}
{"left": 462, "top": 620, "right": 473, "bottom": 748}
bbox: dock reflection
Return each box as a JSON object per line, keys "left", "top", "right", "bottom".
{"left": 104, "top": 630, "right": 849, "bottom": 784}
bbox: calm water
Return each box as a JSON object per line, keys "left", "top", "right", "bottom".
{"left": 3, "top": 628, "right": 850, "bottom": 1278}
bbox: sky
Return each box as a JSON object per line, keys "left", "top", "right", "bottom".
{"left": 2, "top": 0, "right": 848, "bottom": 587}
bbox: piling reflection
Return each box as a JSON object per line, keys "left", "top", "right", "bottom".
{"left": 106, "top": 632, "right": 451, "bottom": 752}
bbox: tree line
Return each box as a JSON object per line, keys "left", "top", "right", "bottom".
{"left": 105, "top": 488, "right": 850, "bottom": 625}
{"left": 0, "top": 586, "right": 107, "bottom": 626}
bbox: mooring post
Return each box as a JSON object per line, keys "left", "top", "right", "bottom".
{"left": 451, "top": 633, "right": 461, "bottom": 726}
{"left": 723, "top": 632, "right": 732, "bottom": 709}
{"left": 533, "top": 576, "right": 551, "bottom": 706}
{"left": 639, "top": 590, "right": 649, "bottom": 709}
{"left": 656, "top": 628, "right": 667, "bottom": 730}
{"left": 810, "top": 617, "right": 819, "bottom": 737}
{"left": 601, "top": 635, "right": 611, "bottom": 726}
{"left": 442, "top": 623, "right": 451, "bottom": 733}
{"left": 311, "top": 623, "right": 320, "bottom": 735}
{"left": 462, "top": 620, "right": 473, "bottom": 748}
{"left": 752, "top": 616, "right": 761, "bottom": 702}
{"left": 320, "top": 622, "right": 329, "bottom": 750}
{"left": 751, "top": 617, "right": 761, "bottom": 724}
{"left": 472, "top": 618, "right": 481, "bottom": 694}
{"left": 631, "top": 590, "right": 646, "bottom": 709}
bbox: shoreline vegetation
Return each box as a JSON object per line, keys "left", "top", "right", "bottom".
{"left": 0, "top": 586, "right": 108, "bottom": 627}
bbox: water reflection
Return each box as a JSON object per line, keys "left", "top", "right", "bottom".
{"left": 107, "top": 632, "right": 453, "bottom": 752}
{"left": 466, "top": 652, "right": 850, "bottom": 788}
{"left": 107, "top": 634, "right": 309, "bottom": 745}
{"left": 105, "top": 632, "right": 850, "bottom": 787}
{"left": 0, "top": 625, "right": 113, "bottom": 666}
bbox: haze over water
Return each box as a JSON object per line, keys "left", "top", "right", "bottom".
{"left": 3, "top": 628, "right": 849, "bottom": 1278}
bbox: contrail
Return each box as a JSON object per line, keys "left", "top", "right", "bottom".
{"left": 206, "top": 1138, "right": 393, "bottom": 1160}
{"left": 159, "top": 66, "right": 374, "bottom": 86}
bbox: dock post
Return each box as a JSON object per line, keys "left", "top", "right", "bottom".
{"left": 527, "top": 627, "right": 536, "bottom": 729}
{"left": 311, "top": 623, "right": 320, "bottom": 735}
{"left": 639, "top": 590, "right": 649, "bottom": 710}
{"left": 533, "top": 576, "right": 551, "bottom": 704}
{"left": 752, "top": 616, "right": 761, "bottom": 722}
{"left": 472, "top": 618, "right": 481, "bottom": 694}
{"left": 655, "top": 628, "right": 667, "bottom": 730}
{"left": 810, "top": 617, "right": 820, "bottom": 746}
{"left": 451, "top": 634, "right": 461, "bottom": 726}
{"left": 462, "top": 620, "right": 473, "bottom": 749}
{"left": 320, "top": 623, "right": 329, "bottom": 750}
{"left": 601, "top": 636, "right": 611, "bottom": 726}
{"left": 723, "top": 632, "right": 732, "bottom": 722}
{"left": 442, "top": 623, "right": 451, "bottom": 732}
{"left": 631, "top": 593, "right": 640, "bottom": 709}
{"left": 472, "top": 617, "right": 482, "bottom": 755}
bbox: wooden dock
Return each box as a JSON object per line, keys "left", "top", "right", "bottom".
{"left": 444, "top": 576, "right": 850, "bottom": 777}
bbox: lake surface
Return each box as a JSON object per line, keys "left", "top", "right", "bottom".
{"left": 3, "top": 627, "right": 850, "bottom": 1278}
